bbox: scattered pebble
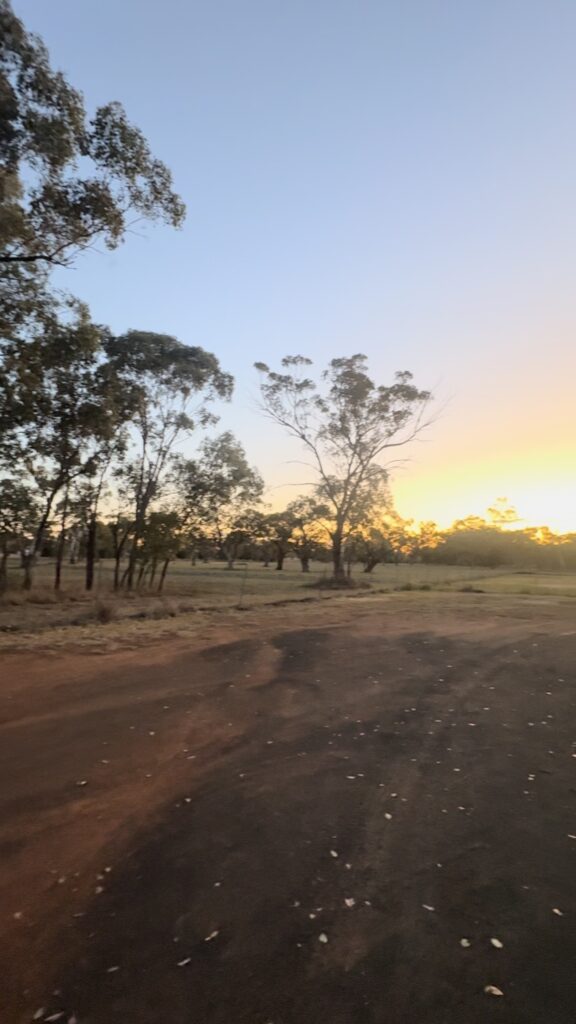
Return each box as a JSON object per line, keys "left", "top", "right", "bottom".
{"left": 177, "top": 957, "right": 191, "bottom": 967}
{"left": 422, "top": 904, "right": 435, "bottom": 912}
{"left": 490, "top": 938, "right": 504, "bottom": 949}
{"left": 460, "top": 938, "right": 471, "bottom": 948}
{"left": 318, "top": 933, "right": 328, "bottom": 943}
{"left": 484, "top": 985, "right": 504, "bottom": 997}
{"left": 344, "top": 898, "right": 355, "bottom": 908}
{"left": 330, "top": 850, "right": 339, "bottom": 859}
{"left": 204, "top": 930, "right": 219, "bottom": 942}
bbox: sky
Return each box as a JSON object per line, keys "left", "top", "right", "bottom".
{"left": 15, "top": 0, "right": 576, "bottom": 532}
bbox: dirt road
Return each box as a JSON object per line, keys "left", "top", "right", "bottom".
{"left": 2, "top": 596, "right": 576, "bottom": 1023}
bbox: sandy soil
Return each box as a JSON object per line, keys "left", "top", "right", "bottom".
{"left": 1, "top": 594, "right": 576, "bottom": 1023}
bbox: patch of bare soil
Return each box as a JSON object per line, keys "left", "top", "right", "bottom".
{"left": 1, "top": 597, "right": 576, "bottom": 1023}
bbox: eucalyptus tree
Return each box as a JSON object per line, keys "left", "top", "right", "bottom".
{"left": 0, "top": 304, "right": 125, "bottom": 588}
{"left": 255, "top": 354, "right": 430, "bottom": 578}
{"left": 0, "top": 0, "right": 185, "bottom": 274}
{"left": 176, "top": 432, "right": 263, "bottom": 569}
{"left": 105, "top": 332, "right": 233, "bottom": 589}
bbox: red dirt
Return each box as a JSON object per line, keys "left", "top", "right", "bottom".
{"left": 2, "top": 597, "right": 576, "bottom": 1023}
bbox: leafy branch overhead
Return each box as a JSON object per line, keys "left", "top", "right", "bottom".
{"left": 0, "top": 0, "right": 185, "bottom": 268}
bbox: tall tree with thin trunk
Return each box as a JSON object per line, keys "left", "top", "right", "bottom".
{"left": 255, "top": 355, "right": 431, "bottom": 579}
{"left": 105, "top": 332, "right": 233, "bottom": 590}
{"left": 0, "top": 305, "right": 124, "bottom": 588}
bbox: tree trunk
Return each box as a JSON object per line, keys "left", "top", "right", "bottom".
{"left": 85, "top": 514, "right": 97, "bottom": 591}
{"left": 275, "top": 551, "right": 285, "bottom": 571}
{"left": 332, "top": 532, "right": 345, "bottom": 580}
{"left": 23, "top": 489, "right": 59, "bottom": 591}
{"left": 54, "top": 537, "right": 64, "bottom": 591}
{"left": 137, "top": 560, "right": 147, "bottom": 586}
{"left": 363, "top": 558, "right": 379, "bottom": 574}
{"left": 54, "top": 490, "right": 69, "bottom": 591}
{"left": 149, "top": 558, "right": 158, "bottom": 586}
{"left": 112, "top": 529, "right": 130, "bottom": 592}
{"left": 300, "top": 556, "right": 310, "bottom": 573}
{"left": 22, "top": 552, "right": 34, "bottom": 591}
{"left": 226, "top": 557, "right": 235, "bottom": 570}
{"left": 124, "top": 518, "right": 144, "bottom": 591}
{"left": 68, "top": 530, "right": 80, "bottom": 564}
{"left": 157, "top": 558, "right": 170, "bottom": 593}
{"left": 125, "top": 543, "right": 138, "bottom": 590}
{"left": 0, "top": 548, "right": 8, "bottom": 593}
{"left": 113, "top": 552, "right": 122, "bottom": 592}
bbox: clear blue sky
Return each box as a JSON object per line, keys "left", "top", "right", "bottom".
{"left": 16, "top": 0, "right": 576, "bottom": 529}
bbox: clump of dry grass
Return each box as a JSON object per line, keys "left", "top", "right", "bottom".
{"left": 306, "top": 576, "right": 371, "bottom": 591}
{"left": 93, "top": 600, "right": 117, "bottom": 624}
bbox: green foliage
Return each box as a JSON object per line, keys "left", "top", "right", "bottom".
{"left": 0, "top": 475, "right": 36, "bottom": 547}
{"left": 177, "top": 432, "right": 263, "bottom": 567}
{"left": 0, "top": 304, "right": 127, "bottom": 581}
{"left": 141, "top": 511, "right": 182, "bottom": 562}
{"left": 425, "top": 514, "right": 576, "bottom": 571}
{"left": 105, "top": 331, "right": 233, "bottom": 402}
{"left": 105, "top": 333, "right": 233, "bottom": 589}
{"left": 0, "top": 0, "right": 185, "bottom": 269}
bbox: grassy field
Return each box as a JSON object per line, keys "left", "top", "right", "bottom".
{"left": 454, "top": 571, "right": 576, "bottom": 597}
{"left": 2, "top": 558, "right": 576, "bottom": 644}
{"left": 3, "top": 557, "right": 503, "bottom": 605}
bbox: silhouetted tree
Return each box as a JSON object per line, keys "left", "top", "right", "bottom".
{"left": 255, "top": 355, "right": 431, "bottom": 578}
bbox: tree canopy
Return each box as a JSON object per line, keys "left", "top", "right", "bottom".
{"left": 0, "top": 0, "right": 185, "bottom": 270}
{"left": 255, "top": 354, "right": 431, "bottom": 577}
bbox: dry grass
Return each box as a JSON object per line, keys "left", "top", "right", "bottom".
{"left": 456, "top": 572, "right": 576, "bottom": 598}
{"left": 2, "top": 558, "right": 575, "bottom": 651}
